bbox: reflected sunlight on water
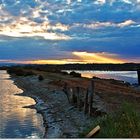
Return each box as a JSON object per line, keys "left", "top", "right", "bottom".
{"left": 66, "top": 70, "right": 138, "bottom": 84}
{"left": 0, "top": 70, "right": 44, "bottom": 138}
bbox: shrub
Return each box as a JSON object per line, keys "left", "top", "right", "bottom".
{"left": 92, "top": 76, "right": 100, "bottom": 79}
{"left": 69, "top": 71, "right": 81, "bottom": 77}
{"left": 38, "top": 75, "right": 44, "bottom": 81}
{"left": 61, "top": 71, "right": 69, "bottom": 75}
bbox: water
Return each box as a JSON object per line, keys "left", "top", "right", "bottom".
{"left": 0, "top": 70, "right": 44, "bottom": 138}
{"left": 66, "top": 70, "right": 138, "bottom": 84}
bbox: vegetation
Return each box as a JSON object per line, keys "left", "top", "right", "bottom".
{"left": 7, "top": 67, "right": 35, "bottom": 76}
{"left": 60, "top": 71, "right": 69, "bottom": 75}
{"left": 1, "top": 63, "right": 140, "bottom": 72}
{"left": 69, "top": 71, "right": 81, "bottom": 77}
{"left": 26, "top": 63, "right": 140, "bottom": 71}
{"left": 38, "top": 75, "right": 44, "bottom": 81}
{"left": 80, "top": 102, "right": 140, "bottom": 138}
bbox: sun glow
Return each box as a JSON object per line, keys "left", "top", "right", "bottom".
{"left": 24, "top": 51, "right": 125, "bottom": 64}
{"left": 0, "top": 51, "right": 125, "bottom": 64}
{"left": 72, "top": 51, "right": 125, "bottom": 64}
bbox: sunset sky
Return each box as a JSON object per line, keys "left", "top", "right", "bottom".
{"left": 0, "top": 0, "right": 140, "bottom": 64}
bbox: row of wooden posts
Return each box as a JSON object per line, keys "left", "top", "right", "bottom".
{"left": 63, "top": 80, "right": 95, "bottom": 116}
{"left": 62, "top": 70, "right": 140, "bottom": 116}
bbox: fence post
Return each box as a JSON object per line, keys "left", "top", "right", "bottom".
{"left": 69, "top": 88, "right": 73, "bottom": 103}
{"left": 63, "top": 83, "right": 70, "bottom": 103}
{"left": 137, "top": 70, "right": 140, "bottom": 85}
{"left": 76, "top": 87, "right": 81, "bottom": 110}
{"left": 88, "top": 80, "right": 94, "bottom": 116}
{"left": 84, "top": 89, "right": 89, "bottom": 114}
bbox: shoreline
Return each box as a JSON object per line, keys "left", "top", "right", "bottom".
{"left": 8, "top": 68, "right": 140, "bottom": 138}
{"left": 12, "top": 77, "right": 63, "bottom": 138}
{"left": 11, "top": 74, "right": 93, "bottom": 138}
{"left": 11, "top": 77, "right": 47, "bottom": 138}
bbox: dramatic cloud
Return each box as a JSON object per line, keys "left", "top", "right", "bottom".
{"left": 0, "top": 17, "right": 70, "bottom": 40}
{"left": 0, "top": 0, "right": 140, "bottom": 64}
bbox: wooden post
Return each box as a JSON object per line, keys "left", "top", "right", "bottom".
{"left": 86, "top": 125, "right": 100, "bottom": 138}
{"left": 88, "top": 80, "right": 94, "bottom": 116}
{"left": 76, "top": 87, "right": 80, "bottom": 110}
{"left": 84, "top": 89, "right": 89, "bottom": 114}
{"left": 69, "top": 88, "right": 74, "bottom": 104}
{"left": 137, "top": 70, "right": 140, "bottom": 85}
{"left": 63, "top": 83, "right": 70, "bottom": 103}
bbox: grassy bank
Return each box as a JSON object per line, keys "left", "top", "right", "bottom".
{"left": 80, "top": 102, "right": 140, "bottom": 138}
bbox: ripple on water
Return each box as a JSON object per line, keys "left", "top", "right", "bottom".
{"left": 0, "top": 70, "right": 44, "bottom": 138}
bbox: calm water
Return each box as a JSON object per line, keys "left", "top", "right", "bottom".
{"left": 66, "top": 70, "right": 138, "bottom": 84}
{"left": 0, "top": 70, "right": 44, "bottom": 138}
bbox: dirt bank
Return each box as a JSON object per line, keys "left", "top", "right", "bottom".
{"left": 11, "top": 70, "right": 140, "bottom": 138}
{"left": 12, "top": 75, "right": 94, "bottom": 138}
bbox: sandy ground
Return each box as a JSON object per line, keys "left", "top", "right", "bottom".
{"left": 11, "top": 71, "right": 140, "bottom": 138}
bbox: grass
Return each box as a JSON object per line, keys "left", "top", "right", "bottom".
{"left": 80, "top": 102, "right": 140, "bottom": 138}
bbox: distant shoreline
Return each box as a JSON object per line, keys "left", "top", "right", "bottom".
{"left": 0, "top": 63, "right": 140, "bottom": 71}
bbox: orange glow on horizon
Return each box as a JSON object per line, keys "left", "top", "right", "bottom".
{"left": 26, "top": 59, "right": 84, "bottom": 64}
{"left": 0, "top": 51, "right": 126, "bottom": 64}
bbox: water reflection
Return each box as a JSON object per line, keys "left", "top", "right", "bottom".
{"left": 66, "top": 70, "right": 138, "bottom": 84}
{"left": 0, "top": 70, "right": 44, "bottom": 138}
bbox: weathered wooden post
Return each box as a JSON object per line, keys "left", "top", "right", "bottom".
{"left": 69, "top": 88, "right": 75, "bottom": 104}
{"left": 76, "top": 87, "right": 81, "bottom": 110}
{"left": 88, "top": 80, "right": 94, "bottom": 116}
{"left": 137, "top": 70, "right": 140, "bottom": 85}
{"left": 63, "top": 83, "right": 70, "bottom": 103}
{"left": 84, "top": 89, "right": 89, "bottom": 114}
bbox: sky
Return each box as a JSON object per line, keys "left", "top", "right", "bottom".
{"left": 0, "top": 0, "right": 140, "bottom": 64}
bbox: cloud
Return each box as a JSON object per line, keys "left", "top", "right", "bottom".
{"left": 1, "top": 54, "right": 140, "bottom": 64}
{"left": 0, "top": 51, "right": 126, "bottom": 64}
{"left": 0, "top": 0, "right": 140, "bottom": 64}
{"left": 0, "top": 16, "right": 70, "bottom": 40}
{"left": 71, "top": 20, "right": 137, "bottom": 30}
{"left": 117, "top": 19, "right": 136, "bottom": 27}
{"left": 122, "top": 0, "right": 132, "bottom": 4}
{"left": 94, "top": 0, "right": 106, "bottom": 5}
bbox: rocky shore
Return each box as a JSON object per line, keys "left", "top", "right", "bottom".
{"left": 12, "top": 75, "right": 94, "bottom": 138}
{"left": 10, "top": 70, "right": 140, "bottom": 138}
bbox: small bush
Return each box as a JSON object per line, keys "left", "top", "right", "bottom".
{"left": 61, "top": 71, "right": 69, "bottom": 75}
{"left": 38, "top": 75, "right": 44, "bottom": 81}
{"left": 92, "top": 76, "right": 100, "bottom": 79}
{"left": 69, "top": 71, "right": 81, "bottom": 77}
